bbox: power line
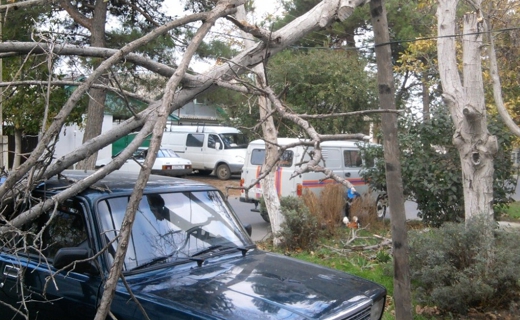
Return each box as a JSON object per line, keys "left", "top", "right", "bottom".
{"left": 200, "top": 24, "right": 520, "bottom": 52}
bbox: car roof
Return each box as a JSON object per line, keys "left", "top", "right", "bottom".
{"left": 36, "top": 170, "right": 215, "bottom": 198}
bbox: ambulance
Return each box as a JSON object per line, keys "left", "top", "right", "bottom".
{"left": 239, "top": 138, "right": 386, "bottom": 222}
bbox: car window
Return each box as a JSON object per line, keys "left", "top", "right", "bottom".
{"left": 24, "top": 201, "right": 88, "bottom": 261}
{"left": 98, "top": 191, "right": 249, "bottom": 271}
{"left": 159, "top": 149, "right": 180, "bottom": 158}
{"left": 133, "top": 149, "right": 146, "bottom": 160}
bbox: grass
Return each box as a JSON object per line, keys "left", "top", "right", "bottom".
{"left": 501, "top": 201, "right": 520, "bottom": 220}
{"left": 258, "top": 224, "right": 400, "bottom": 318}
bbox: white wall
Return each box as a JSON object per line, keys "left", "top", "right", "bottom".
{"left": 55, "top": 114, "right": 113, "bottom": 168}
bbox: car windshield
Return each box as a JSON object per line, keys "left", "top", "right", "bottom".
{"left": 97, "top": 190, "right": 252, "bottom": 271}
{"left": 219, "top": 133, "right": 248, "bottom": 149}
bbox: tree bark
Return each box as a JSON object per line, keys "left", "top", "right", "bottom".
{"left": 437, "top": 0, "right": 496, "bottom": 222}
{"left": 12, "top": 128, "right": 21, "bottom": 169}
{"left": 370, "top": 0, "right": 413, "bottom": 318}
{"left": 236, "top": 5, "right": 284, "bottom": 245}
{"left": 75, "top": 0, "right": 108, "bottom": 170}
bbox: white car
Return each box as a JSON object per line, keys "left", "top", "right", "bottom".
{"left": 96, "top": 147, "right": 193, "bottom": 177}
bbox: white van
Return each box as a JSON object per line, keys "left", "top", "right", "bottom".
{"left": 161, "top": 125, "right": 248, "bottom": 180}
{"left": 239, "top": 138, "right": 385, "bottom": 221}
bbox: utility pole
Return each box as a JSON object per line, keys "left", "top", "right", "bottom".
{"left": 369, "top": 0, "right": 412, "bottom": 318}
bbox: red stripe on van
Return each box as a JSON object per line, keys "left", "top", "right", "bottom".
{"left": 275, "top": 167, "right": 282, "bottom": 197}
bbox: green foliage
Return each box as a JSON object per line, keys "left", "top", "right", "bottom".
{"left": 266, "top": 49, "right": 378, "bottom": 136}
{"left": 409, "top": 217, "right": 520, "bottom": 314}
{"left": 276, "top": 196, "right": 322, "bottom": 251}
{"left": 2, "top": 6, "right": 83, "bottom": 135}
{"left": 500, "top": 201, "right": 520, "bottom": 221}
{"left": 360, "top": 105, "right": 517, "bottom": 226}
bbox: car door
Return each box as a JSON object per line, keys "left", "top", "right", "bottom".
{"left": 0, "top": 199, "right": 102, "bottom": 320}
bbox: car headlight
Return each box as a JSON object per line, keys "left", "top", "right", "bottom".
{"left": 370, "top": 296, "right": 386, "bottom": 320}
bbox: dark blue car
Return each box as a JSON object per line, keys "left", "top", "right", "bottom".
{"left": 0, "top": 171, "right": 386, "bottom": 319}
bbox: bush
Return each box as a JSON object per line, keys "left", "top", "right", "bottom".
{"left": 349, "top": 191, "right": 384, "bottom": 230}
{"left": 302, "top": 185, "right": 345, "bottom": 235}
{"left": 409, "top": 217, "right": 520, "bottom": 314}
{"left": 276, "top": 196, "right": 322, "bottom": 251}
{"left": 359, "top": 106, "right": 517, "bottom": 226}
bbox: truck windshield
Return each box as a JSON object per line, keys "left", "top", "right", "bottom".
{"left": 219, "top": 133, "right": 248, "bottom": 149}
{"left": 97, "top": 190, "right": 252, "bottom": 271}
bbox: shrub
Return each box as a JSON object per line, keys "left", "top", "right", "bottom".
{"left": 409, "top": 217, "right": 520, "bottom": 314}
{"left": 359, "top": 106, "right": 517, "bottom": 227}
{"left": 276, "top": 196, "right": 322, "bottom": 251}
{"left": 302, "top": 185, "right": 345, "bottom": 235}
{"left": 349, "top": 191, "right": 383, "bottom": 230}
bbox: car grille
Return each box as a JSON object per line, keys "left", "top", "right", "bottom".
{"left": 342, "top": 304, "right": 371, "bottom": 320}
{"left": 324, "top": 299, "right": 372, "bottom": 320}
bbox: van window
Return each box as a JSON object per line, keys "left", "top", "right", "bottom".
{"left": 251, "top": 149, "right": 293, "bottom": 167}
{"left": 186, "top": 133, "right": 204, "bottom": 147}
{"left": 344, "top": 150, "right": 362, "bottom": 167}
{"left": 207, "top": 134, "right": 222, "bottom": 149}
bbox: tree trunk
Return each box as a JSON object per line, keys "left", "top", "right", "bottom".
{"left": 12, "top": 128, "right": 22, "bottom": 169}
{"left": 422, "top": 73, "right": 430, "bottom": 121}
{"left": 437, "top": 0, "right": 496, "bottom": 222}
{"left": 370, "top": 0, "right": 413, "bottom": 318}
{"left": 258, "top": 100, "right": 284, "bottom": 246}
{"left": 236, "top": 5, "right": 284, "bottom": 245}
{"left": 77, "top": 0, "right": 108, "bottom": 170}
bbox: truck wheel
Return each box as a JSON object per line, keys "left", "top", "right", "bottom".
{"left": 260, "top": 207, "right": 270, "bottom": 223}
{"left": 216, "top": 164, "right": 231, "bottom": 180}
{"left": 376, "top": 194, "right": 387, "bottom": 219}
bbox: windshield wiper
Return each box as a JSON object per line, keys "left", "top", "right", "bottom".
{"left": 191, "top": 245, "right": 223, "bottom": 258}
{"left": 190, "top": 244, "right": 256, "bottom": 267}
{"left": 130, "top": 256, "right": 170, "bottom": 272}
{"left": 129, "top": 253, "right": 191, "bottom": 272}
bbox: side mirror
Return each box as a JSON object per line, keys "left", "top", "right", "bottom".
{"left": 53, "top": 247, "right": 99, "bottom": 275}
{"left": 243, "top": 224, "right": 252, "bottom": 237}
{"left": 215, "top": 142, "right": 221, "bottom": 150}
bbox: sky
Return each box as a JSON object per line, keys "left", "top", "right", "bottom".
{"left": 162, "top": 0, "right": 285, "bottom": 72}
{"left": 253, "top": 0, "right": 284, "bottom": 19}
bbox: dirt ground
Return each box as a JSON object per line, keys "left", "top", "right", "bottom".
{"left": 186, "top": 173, "right": 242, "bottom": 197}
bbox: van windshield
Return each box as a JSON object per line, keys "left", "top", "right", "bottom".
{"left": 219, "top": 133, "right": 248, "bottom": 149}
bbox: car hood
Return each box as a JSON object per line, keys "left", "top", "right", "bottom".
{"left": 126, "top": 250, "right": 384, "bottom": 319}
